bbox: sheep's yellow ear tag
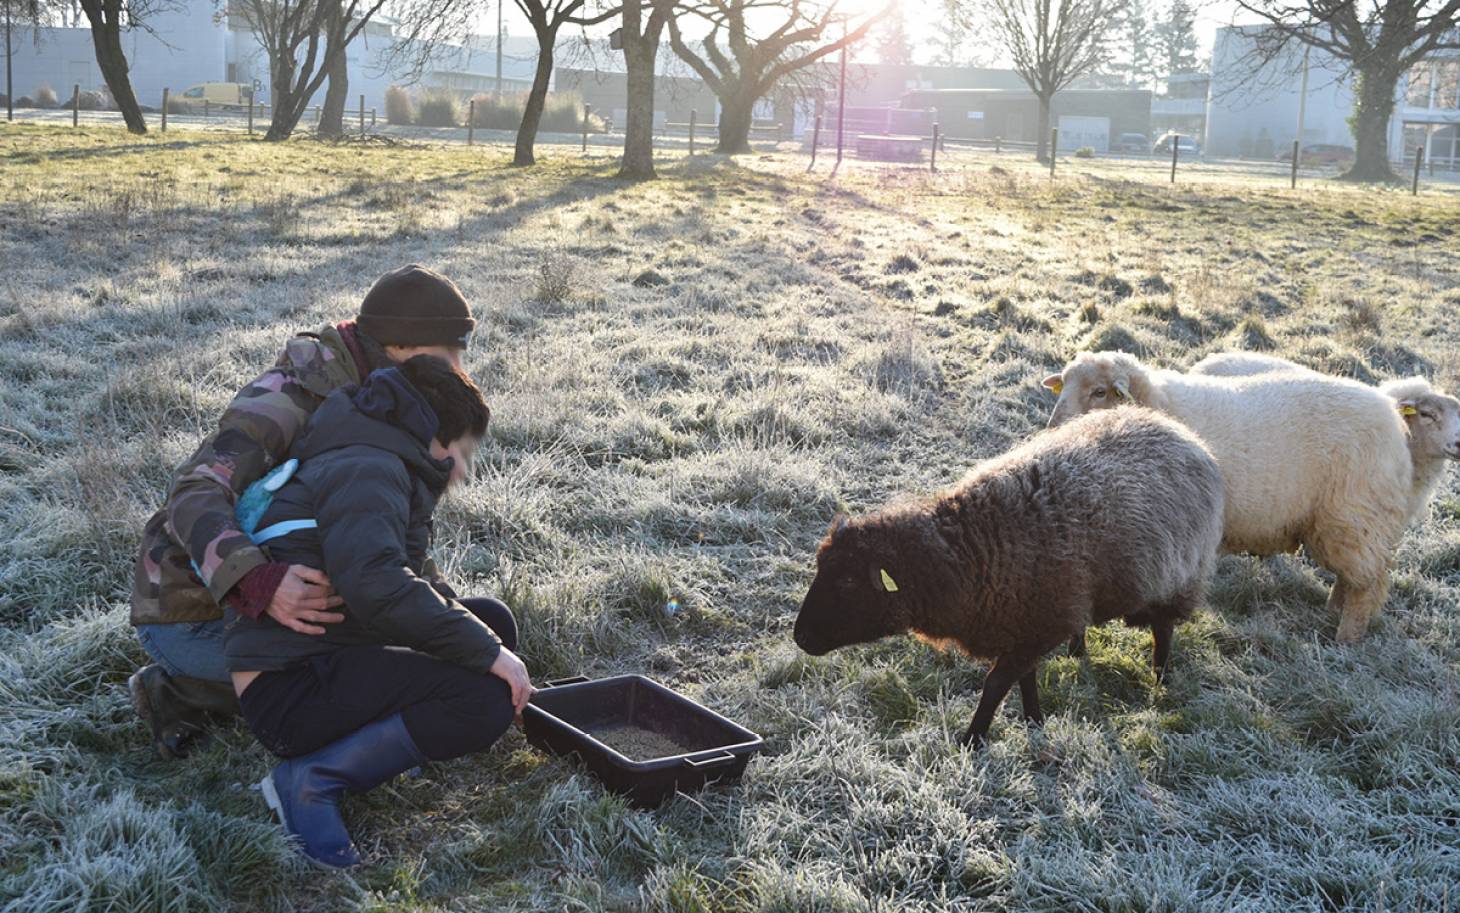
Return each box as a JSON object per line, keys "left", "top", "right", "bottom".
{"left": 1114, "top": 379, "right": 1131, "bottom": 400}
{"left": 879, "top": 568, "right": 899, "bottom": 592}
{"left": 1401, "top": 405, "right": 1418, "bottom": 416}
{"left": 1050, "top": 380, "right": 1064, "bottom": 395}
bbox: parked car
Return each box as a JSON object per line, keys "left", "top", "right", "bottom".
{"left": 1275, "top": 143, "right": 1355, "bottom": 167}
{"left": 1112, "top": 132, "right": 1149, "bottom": 154}
{"left": 1152, "top": 133, "right": 1201, "bottom": 157}
{"left": 178, "top": 82, "right": 254, "bottom": 109}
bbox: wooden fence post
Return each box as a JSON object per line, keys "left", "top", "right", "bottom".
{"left": 371, "top": 109, "right": 376, "bottom": 127}
{"left": 807, "top": 114, "right": 821, "bottom": 173}
{"left": 204, "top": 98, "right": 210, "bottom": 120}
{"left": 161, "top": 88, "right": 169, "bottom": 132}
{"left": 1049, "top": 127, "right": 1058, "bottom": 178}
{"left": 1290, "top": 139, "right": 1299, "bottom": 189}
{"left": 1170, "top": 134, "right": 1179, "bottom": 183}
{"left": 582, "top": 103, "right": 591, "bottom": 154}
{"left": 359, "top": 93, "right": 365, "bottom": 139}
{"left": 248, "top": 97, "right": 254, "bottom": 134}
{"left": 995, "top": 135, "right": 1001, "bottom": 155}
{"left": 930, "top": 123, "right": 939, "bottom": 172}
{"left": 688, "top": 109, "right": 696, "bottom": 155}
{"left": 71, "top": 84, "right": 79, "bottom": 126}
{"left": 467, "top": 99, "right": 475, "bottom": 145}
{"left": 1412, "top": 145, "right": 1424, "bottom": 195}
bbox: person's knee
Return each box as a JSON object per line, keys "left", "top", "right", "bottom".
{"left": 416, "top": 673, "right": 515, "bottom": 760}
{"left": 460, "top": 597, "right": 518, "bottom": 652}
{"left": 464, "top": 676, "right": 516, "bottom": 752}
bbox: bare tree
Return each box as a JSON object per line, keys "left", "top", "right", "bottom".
{"left": 1228, "top": 1, "right": 1460, "bottom": 182}
{"left": 873, "top": 0, "right": 909, "bottom": 64}
{"left": 666, "top": 0, "right": 881, "bottom": 154}
{"left": 616, "top": 0, "right": 680, "bottom": 178}
{"left": 931, "top": 0, "right": 972, "bottom": 67}
{"left": 975, "top": 0, "right": 1124, "bottom": 160}
{"left": 75, "top": 0, "right": 179, "bottom": 133}
{"left": 512, "top": 0, "right": 620, "bottom": 165}
{"left": 317, "top": 0, "right": 349, "bottom": 135}
{"left": 1153, "top": 0, "right": 1198, "bottom": 78}
{"left": 240, "top": 0, "right": 478, "bottom": 140}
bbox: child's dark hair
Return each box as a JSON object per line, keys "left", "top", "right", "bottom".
{"left": 399, "top": 355, "right": 490, "bottom": 446}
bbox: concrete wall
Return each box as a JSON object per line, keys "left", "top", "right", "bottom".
{"left": 4, "top": 27, "right": 105, "bottom": 100}
{"left": 1206, "top": 25, "right": 1402, "bottom": 160}
{"left": 4, "top": 3, "right": 538, "bottom": 116}
{"left": 900, "top": 88, "right": 1151, "bottom": 144}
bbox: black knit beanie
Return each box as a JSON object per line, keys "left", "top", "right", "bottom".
{"left": 357, "top": 265, "right": 475, "bottom": 349}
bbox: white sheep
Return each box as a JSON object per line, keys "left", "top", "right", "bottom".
{"left": 1044, "top": 351, "right": 1413, "bottom": 642}
{"left": 1193, "top": 353, "right": 1460, "bottom": 528}
{"left": 1190, "top": 352, "right": 1310, "bottom": 378}
{"left": 1378, "top": 377, "right": 1460, "bottom": 526}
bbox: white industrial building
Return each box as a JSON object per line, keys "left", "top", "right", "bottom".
{"left": 1206, "top": 24, "right": 1460, "bottom": 169}
{"left": 3, "top": 1, "right": 542, "bottom": 114}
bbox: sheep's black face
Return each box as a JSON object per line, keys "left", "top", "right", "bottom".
{"left": 793, "top": 526, "right": 903, "bottom": 656}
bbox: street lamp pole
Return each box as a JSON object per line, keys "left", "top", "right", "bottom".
{"left": 1294, "top": 44, "right": 1310, "bottom": 145}
{"left": 5, "top": 0, "right": 14, "bottom": 123}
{"left": 495, "top": 0, "right": 504, "bottom": 97}
{"left": 834, "top": 17, "right": 847, "bottom": 172}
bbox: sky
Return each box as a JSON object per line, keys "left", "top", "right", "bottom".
{"left": 476, "top": 0, "right": 1249, "bottom": 68}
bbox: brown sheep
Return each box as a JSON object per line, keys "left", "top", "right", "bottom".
{"left": 792, "top": 407, "right": 1224, "bottom": 748}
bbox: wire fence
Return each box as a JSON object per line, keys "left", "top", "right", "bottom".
{"left": 6, "top": 94, "right": 1460, "bottom": 195}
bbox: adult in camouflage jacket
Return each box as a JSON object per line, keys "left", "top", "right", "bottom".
{"left": 128, "top": 265, "right": 478, "bottom": 759}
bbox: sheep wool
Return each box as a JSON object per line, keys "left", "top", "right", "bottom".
{"left": 793, "top": 407, "right": 1224, "bottom": 748}
{"left": 1045, "top": 350, "right": 1414, "bottom": 642}
{"left": 1191, "top": 353, "right": 1460, "bottom": 529}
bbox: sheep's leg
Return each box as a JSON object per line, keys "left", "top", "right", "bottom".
{"left": 1334, "top": 575, "right": 1389, "bottom": 643}
{"left": 1151, "top": 619, "right": 1174, "bottom": 682}
{"left": 1067, "top": 631, "right": 1086, "bottom": 658}
{"left": 1018, "top": 670, "right": 1044, "bottom": 724}
{"left": 959, "top": 653, "right": 1037, "bottom": 749}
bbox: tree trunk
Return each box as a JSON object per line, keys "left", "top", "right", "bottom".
{"left": 1341, "top": 67, "right": 1400, "bottom": 183}
{"left": 514, "top": 24, "right": 558, "bottom": 167}
{"left": 1035, "top": 94, "right": 1051, "bottom": 162}
{"left": 81, "top": 3, "right": 146, "bottom": 134}
{"left": 715, "top": 86, "right": 755, "bottom": 155}
{"left": 317, "top": 0, "right": 349, "bottom": 137}
{"left": 264, "top": 56, "right": 304, "bottom": 141}
{"left": 620, "top": 40, "right": 657, "bottom": 179}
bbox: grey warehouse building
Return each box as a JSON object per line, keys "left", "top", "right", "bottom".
{"left": 900, "top": 88, "right": 1153, "bottom": 152}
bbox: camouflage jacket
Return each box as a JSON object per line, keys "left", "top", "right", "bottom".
{"left": 131, "top": 323, "right": 417, "bottom": 625}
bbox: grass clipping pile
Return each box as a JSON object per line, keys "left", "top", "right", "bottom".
{"left": 589, "top": 724, "right": 694, "bottom": 761}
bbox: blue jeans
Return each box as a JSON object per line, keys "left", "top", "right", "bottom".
{"left": 137, "top": 620, "right": 231, "bottom": 683}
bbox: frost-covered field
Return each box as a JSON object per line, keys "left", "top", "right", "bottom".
{"left": 1, "top": 123, "right": 1458, "bottom": 912}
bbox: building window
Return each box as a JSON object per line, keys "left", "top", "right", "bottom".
{"left": 1435, "top": 61, "right": 1460, "bottom": 110}
{"left": 1405, "top": 64, "right": 1432, "bottom": 107}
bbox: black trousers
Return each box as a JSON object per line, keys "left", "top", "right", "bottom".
{"left": 239, "top": 597, "right": 518, "bottom": 761}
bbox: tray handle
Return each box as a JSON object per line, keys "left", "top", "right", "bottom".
{"left": 544, "top": 675, "right": 591, "bottom": 688}
{"left": 683, "top": 751, "right": 736, "bottom": 771}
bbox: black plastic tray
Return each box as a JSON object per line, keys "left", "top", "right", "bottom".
{"left": 522, "top": 674, "right": 763, "bottom": 808}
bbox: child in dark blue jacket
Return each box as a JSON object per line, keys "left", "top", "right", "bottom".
{"left": 226, "top": 355, "right": 533, "bottom": 868}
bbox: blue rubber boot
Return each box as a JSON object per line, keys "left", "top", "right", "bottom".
{"left": 259, "top": 713, "right": 429, "bottom": 868}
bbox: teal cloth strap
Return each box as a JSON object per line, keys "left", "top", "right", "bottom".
{"left": 250, "top": 519, "right": 318, "bottom": 545}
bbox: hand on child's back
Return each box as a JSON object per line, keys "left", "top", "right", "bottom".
{"left": 267, "top": 566, "right": 346, "bottom": 635}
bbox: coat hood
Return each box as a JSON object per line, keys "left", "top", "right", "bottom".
{"left": 295, "top": 367, "right": 453, "bottom": 492}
